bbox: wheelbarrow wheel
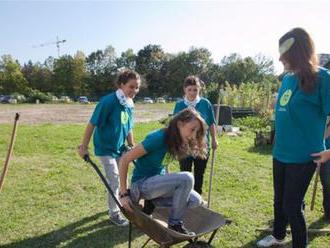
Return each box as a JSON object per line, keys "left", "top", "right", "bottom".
{"left": 183, "top": 241, "right": 213, "bottom": 248}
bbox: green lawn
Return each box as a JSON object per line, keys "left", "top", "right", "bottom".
{"left": 0, "top": 122, "right": 329, "bottom": 247}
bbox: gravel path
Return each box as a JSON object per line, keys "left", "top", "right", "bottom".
{"left": 0, "top": 104, "right": 172, "bottom": 124}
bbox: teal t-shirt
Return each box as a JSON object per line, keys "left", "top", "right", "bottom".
{"left": 273, "top": 67, "right": 330, "bottom": 163}
{"left": 173, "top": 97, "right": 216, "bottom": 146}
{"left": 131, "top": 129, "right": 167, "bottom": 183}
{"left": 90, "top": 92, "right": 134, "bottom": 158}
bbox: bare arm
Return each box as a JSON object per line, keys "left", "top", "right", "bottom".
{"left": 78, "top": 123, "right": 95, "bottom": 158}
{"left": 210, "top": 123, "right": 218, "bottom": 150}
{"left": 127, "top": 131, "right": 134, "bottom": 147}
{"left": 325, "top": 124, "right": 330, "bottom": 140}
{"left": 311, "top": 150, "right": 330, "bottom": 164}
{"left": 118, "top": 144, "right": 147, "bottom": 211}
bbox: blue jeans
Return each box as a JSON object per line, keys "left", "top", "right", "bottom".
{"left": 320, "top": 161, "right": 330, "bottom": 218}
{"left": 179, "top": 156, "right": 209, "bottom": 194}
{"left": 131, "top": 172, "right": 202, "bottom": 225}
{"left": 272, "top": 159, "right": 316, "bottom": 248}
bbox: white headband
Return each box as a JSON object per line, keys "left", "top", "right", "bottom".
{"left": 279, "top": 37, "right": 295, "bottom": 56}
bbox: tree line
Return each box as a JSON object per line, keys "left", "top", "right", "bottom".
{"left": 0, "top": 44, "right": 279, "bottom": 103}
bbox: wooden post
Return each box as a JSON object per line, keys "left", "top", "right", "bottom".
{"left": 311, "top": 162, "right": 321, "bottom": 211}
{"left": 0, "top": 113, "right": 20, "bottom": 192}
{"left": 207, "top": 83, "right": 221, "bottom": 208}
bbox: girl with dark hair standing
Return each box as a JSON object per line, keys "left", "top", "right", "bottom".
{"left": 119, "top": 108, "right": 208, "bottom": 235}
{"left": 173, "top": 75, "right": 217, "bottom": 194}
{"left": 78, "top": 69, "right": 140, "bottom": 226}
{"left": 257, "top": 28, "right": 330, "bottom": 248}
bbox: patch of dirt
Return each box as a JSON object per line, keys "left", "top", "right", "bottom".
{"left": 0, "top": 104, "right": 172, "bottom": 124}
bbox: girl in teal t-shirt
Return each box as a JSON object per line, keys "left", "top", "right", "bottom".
{"left": 257, "top": 28, "right": 330, "bottom": 248}
{"left": 78, "top": 69, "right": 140, "bottom": 226}
{"left": 173, "top": 75, "right": 217, "bottom": 194}
{"left": 118, "top": 108, "right": 208, "bottom": 236}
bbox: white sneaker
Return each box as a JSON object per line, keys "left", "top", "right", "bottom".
{"left": 110, "top": 213, "right": 129, "bottom": 226}
{"left": 257, "top": 235, "right": 285, "bottom": 247}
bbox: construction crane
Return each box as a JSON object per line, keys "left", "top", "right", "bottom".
{"left": 32, "top": 36, "right": 67, "bottom": 57}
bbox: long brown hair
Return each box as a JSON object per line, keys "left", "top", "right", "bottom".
{"left": 279, "top": 28, "right": 319, "bottom": 92}
{"left": 164, "top": 108, "right": 208, "bottom": 160}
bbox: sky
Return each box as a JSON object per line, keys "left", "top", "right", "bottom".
{"left": 1, "top": 0, "right": 330, "bottom": 74}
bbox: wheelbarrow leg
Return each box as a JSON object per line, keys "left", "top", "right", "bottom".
{"left": 141, "top": 238, "right": 152, "bottom": 248}
{"left": 128, "top": 221, "right": 132, "bottom": 248}
{"left": 208, "top": 228, "right": 219, "bottom": 244}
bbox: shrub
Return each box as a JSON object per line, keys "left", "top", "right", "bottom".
{"left": 25, "top": 89, "right": 54, "bottom": 103}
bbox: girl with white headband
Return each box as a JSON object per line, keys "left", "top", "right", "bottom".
{"left": 257, "top": 28, "right": 330, "bottom": 248}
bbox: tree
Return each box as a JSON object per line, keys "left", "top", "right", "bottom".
{"left": 0, "top": 55, "right": 29, "bottom": 94}
{"left": 116, "top": 49, "right": 136, "bottom": 70}
{"left": 159, "top": 47, "right": 213, "bottom": 97}
{"left": 52, "top": 55, "right": 74, "bottom": 96}
{"left": 85, "top": 46, "right": 118, "bottom": 98}
{"left": 21, "top": 61, "right": 53, "bottom": 93}
{"left": 219, "top": 53, "right": 276, "bottom": 86}
{"left": 136, "top": 45, "right": 168, "bottom": 96}
{"left": 71, "top": 51, "right": 88, "bottom": 96}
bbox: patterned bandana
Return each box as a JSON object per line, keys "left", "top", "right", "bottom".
{"left": 116, "top": 89, "right": 134, "bottom": 108}
{"left": 183, "top": 95, "right": 201, "bottom": 108}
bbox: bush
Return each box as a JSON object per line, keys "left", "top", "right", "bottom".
{"left": 25, "top": 89, "right": 54, "bottom": 103}
{"left": 233, "top": 115, "right": 271, "bottom": 132}
{"left": 11, "top": 92, "right": 26, "bottom": 103}
{"left": 206, "top": 80, "right": 278, "bottom": 113}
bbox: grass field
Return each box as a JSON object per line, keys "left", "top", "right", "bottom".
{"left": 0, "top": 120, "right": 330, "bottom": 247}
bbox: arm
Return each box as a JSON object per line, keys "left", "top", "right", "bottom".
{"left": 325, "top": 123, "right": 330, "bottom": 140}
{"left": 311, "top": 150, "right": 330, "bottom": 164}
{"left": 78, "top": 122, "right": 95, "bottom": 158}
{"left": 210, "top": 123, "right": 218, "bottom": 150}
{"left": 126, "top": 131, "right": 135, "bottom": 147}
{"left": 208, "top": 100, "right": 218, "bottom": 150}
{"left": 118, "top": 144, "right": 147, "bottom": 211}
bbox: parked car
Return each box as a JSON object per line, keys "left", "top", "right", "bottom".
{"left": 143, "top": 97, "right": 154, "bottom": 104}
{"left": 0, "top": 95, "right": 16, "bottom": 104}
{"left": 156, "top": 97, "right": 166, "bottom": 103}
{"left": 78, "top": 96, "right": 89, "bottom": 104}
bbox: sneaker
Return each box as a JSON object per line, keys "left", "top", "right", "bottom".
{"left": 257, "top": 235, "right": 285, "bottom": 247}
{"left": 168, "top": 223, "right": 195, "bottom": 236}
{"left": 201, "top": 199, "right": 208, "bottom": 207}
{"left": 110, "top": 213, "right": 129, "bottom": 226}
{"left": 142, "top": 200, "right": 155, "bottom": 215}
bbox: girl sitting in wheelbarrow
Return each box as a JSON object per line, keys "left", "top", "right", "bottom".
{"left": 118, "top": 108, "right": 207, "bottom": 236}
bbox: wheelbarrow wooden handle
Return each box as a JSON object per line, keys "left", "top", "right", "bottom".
{"left": 207, "top": 85, "right": 221, "bottom": 208}
{"left": 310, "top": 162, "right": 321, "bottom": 211}
{"left": 0, "top": 113, "right": 20, "bottom": 192}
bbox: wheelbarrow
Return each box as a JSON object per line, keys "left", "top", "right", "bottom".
{"left": 84, "top": 155, "right": 228, "bottom": 247}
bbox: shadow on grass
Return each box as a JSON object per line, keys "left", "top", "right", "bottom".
{"left": 241, "top": 217, "right": 330, "bottom": 248}
{"left": 308, "top": 215, "right": 330, "bottom": 244}
{"left": 247, "top": 144, "right": 272, "bottom": 155}
{"left": 2, "top": 211, "right": 143, "bottom": 248}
